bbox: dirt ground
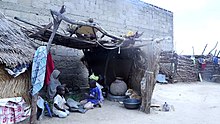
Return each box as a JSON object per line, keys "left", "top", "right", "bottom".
{"left": 38, "top": 81, "right": 220, "bottom": 124}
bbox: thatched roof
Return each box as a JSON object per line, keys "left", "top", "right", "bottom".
{"left": 0, "top": 13, "right": 35, "bottom": 68}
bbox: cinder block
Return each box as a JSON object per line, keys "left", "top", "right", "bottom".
{"left": 32, "top": 0, "right": 46, "bottom": 8}
{"left": 45, "top": 4, "right": 61, "bottom": 11}
{"left": 53, "top": 0, "right": 64, "bottom": 6}
{"left": 17, "top": 0, "right": 31, "bottom": 6}
{"left": 20, "top": 12, "right": 37, "bottom": 22}
{"left": 0, "top": 9, "right": 5, "bottom": 14}
{"left": 36, "top": 15, "right": 51, "bottom": 24}
{"left": 5, "top": 9, "right": 21, "bottom": 18}
{"left": 2, "top": 0, "right": 17, "bottom": 3}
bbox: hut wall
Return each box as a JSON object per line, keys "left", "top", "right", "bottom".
{"left": 0, "top": 65, "right": 30, "bottom": 99}
{"left": 50, "top": 46, "right": 89, "bottom": 88}
{"left": 0, "top": 0, "right": 173, "bottom": 86}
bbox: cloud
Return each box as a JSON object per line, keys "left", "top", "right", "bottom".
{"left": 142, "top": 0, "right": 220, "bottom": 55}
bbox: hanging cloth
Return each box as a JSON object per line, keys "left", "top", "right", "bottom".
{"left": 31, "top": 46, "right": 47, "bottom": 95}
{"left": 44, "top": 52, "right": 55, "bottom": 85}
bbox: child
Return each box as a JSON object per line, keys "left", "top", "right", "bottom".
{"left": 53, "top": 85, "right": 70, "bottom": 118}
{"left": 81, "top": 80, "right": 103, "bottom": 109}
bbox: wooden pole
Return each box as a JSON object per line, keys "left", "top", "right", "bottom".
{"left": 140, "top": 41, "right": 160, "bottom": 113}
{"left": 30, "top": 94, "right": 38, "bottom": 124}
{"left": 201, "top": 44, "right": 208, "bottom": 55}
{"left": 29, "top": 5, "right": 66, "bottom": 124}
{"left": 208, "top": 41, "right": 218, "bottom": 55}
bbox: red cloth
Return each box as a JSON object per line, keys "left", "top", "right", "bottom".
{"left": 201, "top": 63, "right": 206, "bottom": 70}
{"left": 44, "top": 52, "right": 55, "bottom": 85}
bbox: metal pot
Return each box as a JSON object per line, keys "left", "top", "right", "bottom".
{"left": 122, "top": 99, "right": 141, "bottom": 109}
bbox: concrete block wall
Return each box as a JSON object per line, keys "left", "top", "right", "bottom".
{"left": 0, "top": 0, "right": 173, "bottom": 87}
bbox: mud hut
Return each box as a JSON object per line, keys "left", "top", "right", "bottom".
{"left": 0, "top": 13, "right": 35, "bottom": 100}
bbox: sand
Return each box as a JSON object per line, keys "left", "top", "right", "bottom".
{"left": 38, "top": 81, "right": 220, "bottom": 124}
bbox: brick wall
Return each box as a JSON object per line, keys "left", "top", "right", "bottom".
{"left": 0, "top": 0, "right": 173, "bottom": 87}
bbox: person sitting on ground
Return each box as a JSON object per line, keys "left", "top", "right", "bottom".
{"left": 80, "top": 79, "right": 103, "bottom": 109}
{"left": 53, "top": 85, "right": 70, "bottom": 118}
{"left": 47, "top": 69, "right": 68, "bottom": 100}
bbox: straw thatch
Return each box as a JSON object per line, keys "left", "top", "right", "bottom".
{"left": 0, "top": 13, "right": 35, "bottom": 68}
{"left": 0, "top": 65, "right": 30, "bottom": 99}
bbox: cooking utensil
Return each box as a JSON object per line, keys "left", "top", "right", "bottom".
{"left": 122, "top": 98, "right": 141, "bottom": 109}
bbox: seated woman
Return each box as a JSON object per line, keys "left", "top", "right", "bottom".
{"left": 53, "top": 85, "right": 70, "bottom": 118}
{"left": 80, "top": 80, "right": 103, "bottom": 109}
{"left": 47, "top": 69, "right": 68, "bottom": 100}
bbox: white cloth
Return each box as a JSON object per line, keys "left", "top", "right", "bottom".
{"left": 0, "top": 97, "right": 22, "bottom": 106}
{"left": 96, "top": 83, "right": 104, "bottom": 102}
{"left": 53, "top": 95, "right": 69, "bottom": 118}
{"left": 31, "top": 46, "right": 47, "bottom": 95}
{"left": 54, "top": 109, "right": 69, "bottom": 118}
{"left": 84, "top": 102, "right": 94, "bottom": 109}
{"left": 66, "top": 98, "right": 80, "bottom": 109}
{"left": 37, "top": 96, "right": 45, "bottom": 110}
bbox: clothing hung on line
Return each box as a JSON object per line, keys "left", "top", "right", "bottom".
{"left": 31, "top": 46, "right": 47, "bottom": 95}
{"left": 44, "top": 52, "right": 55, "bottom": 86}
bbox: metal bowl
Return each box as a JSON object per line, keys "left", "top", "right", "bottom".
{"left": 123, "top": 99, "right": 141, "bottom": 109}
{"left": 107, "top": 93, "right": 128, "bottom": 102}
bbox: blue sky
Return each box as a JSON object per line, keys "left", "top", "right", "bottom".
{"left": 142, "top": 0, "right": 220, "bottom": 55}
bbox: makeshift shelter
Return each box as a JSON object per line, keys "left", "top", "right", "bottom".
{"left": 0, "top": 13, "right": 36, "bottom": 123}
{"left": 15, "top": 6, "right": 162, "bottom": 116}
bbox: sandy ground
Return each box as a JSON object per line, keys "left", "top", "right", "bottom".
{"left": 38, "top": 81, "right": 220, "bottom": 124}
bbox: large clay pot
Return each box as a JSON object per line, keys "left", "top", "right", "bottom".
{"left": 110, "top": 77, "right": 127, "bottom": 96}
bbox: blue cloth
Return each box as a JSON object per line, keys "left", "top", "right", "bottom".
{"left": 5, "top": 64, "right": 29, "bottom": 77}
{"left": 198, "top": 58, "right": 205, "bottom": 64}
{"left": 87, "top": 87, "right": 101, "bottom": 105}
{"left": 213, "top": 57, "right": 218, "bottom": 64}
{"left": 31, "top": 46, "right": 47, "bottom": 95}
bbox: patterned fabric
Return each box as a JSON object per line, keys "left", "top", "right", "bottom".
{"left": 0, "top": 97, "right": 30, "bottom": 124}
{"left": 4, "top": 64, "right": 29, "bottom": 77}
{"left": 31, "top": 46, "right": 47, "bottom": 95}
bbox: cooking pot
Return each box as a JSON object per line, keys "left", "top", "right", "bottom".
{"left": 122, "top": 99, "right": 141, "bottom": 109}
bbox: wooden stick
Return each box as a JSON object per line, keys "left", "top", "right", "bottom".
{"left": 208, "top": 41, "right": 218, "bottom": 55}
{"left": 50, "top": 10, "right": 125, "bottom": 42}
{"left": 201, "top": 44, "right": 208, "bottom": 55}
{"left": 46, "top": 5, "right": 66, "bottom": 52}
{"left": 30, "top": 5, "right": 66, "bottom": 124}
